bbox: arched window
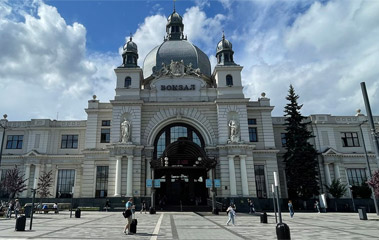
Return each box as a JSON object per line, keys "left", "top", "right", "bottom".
{"left": 226, "top": 74, "right": 233, "bottom": 86}
{"left": 124, "top": 77, "right": 131, "bottom": 88}
{"left": 154, "top": 123, "right": 205, "bottom": 159}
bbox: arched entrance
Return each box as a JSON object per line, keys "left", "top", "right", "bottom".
{"left": 151, "top": 124, "right": 216, "bottom": 209}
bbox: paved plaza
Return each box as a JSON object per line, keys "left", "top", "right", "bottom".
{"left": 1, "top": 211, "right": 379, "bottom": 239}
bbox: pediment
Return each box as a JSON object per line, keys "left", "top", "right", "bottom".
{"left": 322, "top": 148, "right": 340, "bottom": 156}
{"left": 23, "top": 150, "right": 42, "bottom": 157}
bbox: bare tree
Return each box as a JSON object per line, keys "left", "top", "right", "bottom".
{"left": 1, "top": 165, "right": 27, "bottom": 200}
{"left": 37, "top": 170, "right": 53, "bottom": 201}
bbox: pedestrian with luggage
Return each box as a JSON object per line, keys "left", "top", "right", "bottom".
{"left": 226, "top": 203, "right": 236, "bottom": 226}
{"left": 123, "top": 198, "right": 134, "bottom": 235}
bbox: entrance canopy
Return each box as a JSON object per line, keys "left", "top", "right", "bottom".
{"left": 151, "top": 137, "right": 216, "bottom": 171}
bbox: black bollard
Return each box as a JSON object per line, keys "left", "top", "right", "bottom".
{"left": 212, "top": 208, "right": 219, "bottom": 215}
{"left": 149, "top": 207, "right": 156, "bottom": 214}
{"left": 260, "top": 212, "right": 268, "bottom": 223}
{"left": 276, "top": 223, "right": 291, "bottom": 240}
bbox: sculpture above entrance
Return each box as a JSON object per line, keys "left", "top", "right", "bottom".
{"left": 152, "top": 60, "right": 203, "bottom": 79}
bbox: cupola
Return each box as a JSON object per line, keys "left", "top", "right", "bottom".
{"left": 120, "top": 36, "right": 139, "bottom": 68}
{"left": 165, "top": 9, "right": 185, "bottom": 40}
{"left": 216, "top": 33, "right": 235, "bottom": 65}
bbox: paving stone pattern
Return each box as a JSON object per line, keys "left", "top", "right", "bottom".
{"left": 1, "top": 211, "right": 379, "bottom": 239}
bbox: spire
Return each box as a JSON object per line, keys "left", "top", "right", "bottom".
{"left": 173, "top": 0, "right": 176, "bottom": 12}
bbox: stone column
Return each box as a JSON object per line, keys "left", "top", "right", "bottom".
{"left": 228, "top": 155, "right": 237, "bottom": 196}
{"left": 114, "top": 156, "right": 122, "bottom": 197}
{"left": 34, "top": 164, "right": 41, "bottom": 187}
{"left": 146, "top": 157, "right": 151, "bottom": 196}
{"left": 324, "top": 163, "right": 332, "bottom": 186}
{"left": 334, "top": 162, "right": 341, "bottom": 180}
{"left": 126, "top": 155, "right": 133, "bottom": 197}
{"left": 239, "top": 155, "right": 249, "bottom": 196}
{"left": 22, "top": 164, "right": 31, "bottom": 197}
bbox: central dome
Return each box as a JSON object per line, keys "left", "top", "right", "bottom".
{"left": 142, "top": 10, "right": 211, "bottom": 79}
{"left": 143, "top": 40, "right": 211, "bottom": 78}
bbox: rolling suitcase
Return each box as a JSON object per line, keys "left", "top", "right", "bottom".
{"left": 130, "top": 213, "right": 137, "bottom": 234}
{"left": 15, "top": 215, "right": 26, "bottom": 231}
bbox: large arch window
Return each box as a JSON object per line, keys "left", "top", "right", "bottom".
{"left": 154, "top": 123, "right": 205, "bottom": 159}
{"left": 226, "top": 74, "right": 233, "bottom": 86}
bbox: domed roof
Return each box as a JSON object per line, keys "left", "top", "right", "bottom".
{"left": 123, "top": 37, "right": 138, "bottom": 54}
{"left": 216, "top": 34, "right": 233, "bottom": 54}
{"left": 143, "top": 40, "right": 211, "bottom": 78}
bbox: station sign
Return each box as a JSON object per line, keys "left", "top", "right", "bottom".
{"left": 146, "top": 179, "right": 153, "bottom": 188}
{"left": 214, "top": 179, "right": 221, "bottom": 188}
{"left": 154, "top": 179, "right": 161, "bottom": 188}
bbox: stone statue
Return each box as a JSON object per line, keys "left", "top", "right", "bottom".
{"left": 228, "top": 119, "right": 239, "bottom": 143}
{"left": 120, "top": 118, "right": 131, "bottom": 143}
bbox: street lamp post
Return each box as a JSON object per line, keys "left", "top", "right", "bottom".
{"left": 358, "top": 121, "right": 379, "bottom": 215}
{"left": 272, "top": 184, "right": 278, "bottom": 223}
{"left": 349, "top": 185, "right": 356, "bottom": 212}
{"left": 70, "top": 187, "right": 74, "bottom": 218}
{"left": 0, "top": 114, "right": 9, "bottom": 168}
{"left": 30, "top": 178, "right": 37, "bottom": 230}
{"left": 274, "top": 172, "right": 291, "bottom": 240}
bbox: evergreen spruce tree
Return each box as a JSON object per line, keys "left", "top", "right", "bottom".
{"left": 283, "top": 85, "right": 319, "bottom": 200}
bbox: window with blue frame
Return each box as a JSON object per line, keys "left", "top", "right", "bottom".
{"left": 249, "top": 127, "right": 258, "bottom": 142}
{"left": 6, "top": 135, "right": 23, "bottom": 149}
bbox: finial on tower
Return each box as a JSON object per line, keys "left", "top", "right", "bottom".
{"left": 222, "top": 30, "right": 225, "bottom": 40}
{"left": 173, "top": 0, "right": 176, "bottom": 12}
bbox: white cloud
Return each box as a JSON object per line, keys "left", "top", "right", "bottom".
{"left": 240, "top": 0, "right": 379, "bottom": 116}
{"left": 132, "top": 14, "right": 167, "bottom": 67}
{"left": 0, "top": 1, "right": 118, "bottom": 120}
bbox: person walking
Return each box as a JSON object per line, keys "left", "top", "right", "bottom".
{"left": 314, "top": 200, "right": 320, "bottom": 213}
{"left": 248, "top": 199, "right": 255, "bottom": 214}
{"left": 140, "top": 201, "right": 147, "bottom": 214}
{"left": 105, "top": 199, "right": 110, "bottom": 212}
{"left": 288, "top": 200, "right": 294, "bottom": 218}
{"left": 14, "top": 199, "right": 21, "bottom": 219}
{"left": 123, "top": 198, "right": 134, "bottom": 235}
{"left": 6, "top": 200, "right": 14, "bottom": 218}
{"left": 226, "top": 204, "right": 236, "bottom": 226}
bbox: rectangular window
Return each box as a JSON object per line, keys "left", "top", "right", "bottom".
{"left": 281, "top": 133, "right": 287, "bottom": 147}
{"left": 347, "top": 168, "right": 367, "bottom": 186}
{"left": 56, "top": 169, "right": 75, "bottom": 198}
{"left": 248, "top": 119, "right": 257, "bottom": 125}
{"left": 61, "top": 135, "right": 78, "bottom": 149}
{"left": 254, "top": 165, "right": 267, "bottom": 198}
{"left": 100, "top": 129, "right": 110, "bottom": 143}
{"left": 341, "top": 132, "right": 360, "bottom": 147}
{"left": 101, "top": 120, "right": 111, "bottom": 126}
{"left": 95, "top": 166, "right": 109, "bottom": 198}
{"left": 6, "top": 135, "right": 23, "bottom": 149}
{"left": 249, "top": 127, "right": 258, "bottom": 142}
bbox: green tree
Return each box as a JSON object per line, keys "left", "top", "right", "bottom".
{"left": 283, "top": 85, "right": 319, "bottom": 200}
{"left": 325, "top": 178, "right": 347, "bottom": 211}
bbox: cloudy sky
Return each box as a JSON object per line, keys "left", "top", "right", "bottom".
{"left": 1, "top": 0, "right": 379, "bottom": 121}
